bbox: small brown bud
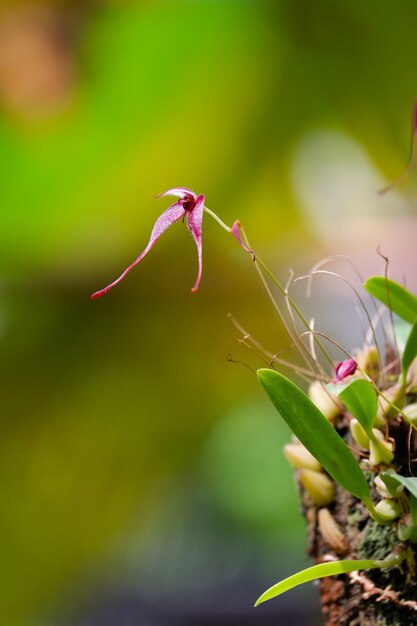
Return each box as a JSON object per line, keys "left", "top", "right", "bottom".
{"left": 318, "top": 508, "right": 349, "bottom": 555}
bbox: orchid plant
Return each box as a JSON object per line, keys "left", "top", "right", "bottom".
{"left": 93, "top": 176, "right": 417, "bottom": 622}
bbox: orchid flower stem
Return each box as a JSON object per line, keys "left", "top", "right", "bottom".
{"left": 238, "top": 230, "right": 334, "bottom": 368}
{"left": 238, "top": 233, "right": 318, "bottom": 374}
{"left": 203, "top": 206, "right": 233, "bottom": 233}
{"left": 234, "top": 226, "right": 333, "bottom": 383}
{"left": 255, "top": 256, "right": 333, "bottom": 366}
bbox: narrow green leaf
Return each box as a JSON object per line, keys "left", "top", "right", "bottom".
{"left": 338, "top": 379, "right": 377, "bottom": 439}
{"left": 395, "top": 319, "right": 412, "bottom": 356}
{"left": 402, "top": 319, "right": 417, "bottom": 382}
{"left": 364, "top": 277, "right": 417, "bottom": 324}
{"left": 255, "top": 559, "right": 385, "bottom": 606}
{"left": 257, "top": 369, "right": 372, "bottom": 505}
{"left": 381, "top": 472, "right": 417, "bottom": 500}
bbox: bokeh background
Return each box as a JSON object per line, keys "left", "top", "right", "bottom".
{"left": 1, "top": 1, "right": 417, "bottom": 624}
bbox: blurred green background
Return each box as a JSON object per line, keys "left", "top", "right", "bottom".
{"left": 0, "top": 1, "right": 416, "bottom": 624}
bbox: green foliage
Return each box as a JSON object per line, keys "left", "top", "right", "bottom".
{"left": 402, "top": 319, "right": 417, "bottom": 382}
{"left": 254, "top": 558, "right": 390, "bottom": 606}
{"left": 364, "top": 277, "right": 417, "bottom": 324}
{"left": 338, "top": 379, "right": 377, "bottom": 439}
{"left": 257, "top": 369, "right": 373, "bottom": 507}
{"left": 381, "top": 472, "right": 417, "bottom": 499}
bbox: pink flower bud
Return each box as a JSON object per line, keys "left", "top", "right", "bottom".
{"left": 334, "top": 359, "right": 357, "bottom": 382}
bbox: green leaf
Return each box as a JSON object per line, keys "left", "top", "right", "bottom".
{"left": 395, "top": 319, "right": 412, "bottom": 356}
{"left": 364, "top": 277, "right": 417, "bottom": 324}
{"left": 338, "top": 379, "right": 377, "bottom": 439}
{"left": 402, "top": 319, "right": 417, "bottom": 382}
{"left": 255, "top": 559, "right": 388, "bottom": 606}
{"left": 381, "top": 472, "right": 417, "bottom": 500}
{"left": 257, "top": 369, "right": 372, "bottom": 505}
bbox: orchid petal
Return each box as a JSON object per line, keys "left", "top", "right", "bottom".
{"left": 91, "top": 202, "right": 186, "bottom": 299}
{"left": 155, "top": 188, "right": 197, "bottom": 200}
{"left": 231, "top": 220, "right": 255, "bottom": 258}
{"left": 187, "top": 194, "right": 205, "bottom": 293}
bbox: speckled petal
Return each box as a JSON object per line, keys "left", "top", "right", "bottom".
{"left": 92, "top": 202, "right": 186, "bottom": 299}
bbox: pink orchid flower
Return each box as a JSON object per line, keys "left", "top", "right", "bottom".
{"left": 91, "top": 188, "right": 253, "bottom": 299}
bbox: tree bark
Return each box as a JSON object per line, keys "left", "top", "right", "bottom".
{"left": 300, "top": 418, "right": 417, "bottom": 626}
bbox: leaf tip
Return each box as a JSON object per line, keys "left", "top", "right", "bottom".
{"left": 257, "top": 367, "right": 274, "bottom": 379}
{"left": 254, "top": 595, "right": 265, "bottom": 607}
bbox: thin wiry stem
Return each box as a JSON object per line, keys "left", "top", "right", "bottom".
{"left": 306, "top": 254, "right": 389, "bottom": 344}
{"left": 235, "top": 334, "right": 275, "bottom": 369}
{"left": 203, "top": 206, "right": 232, "bottom": 233}
{"left": 284, "top": 270, "right": 328, "bottom": 379}
{"left": 237, "top": 336, "right": 314, "bottom": 384}
{"left": 254, "top": 254, "right": 334, "bottom": 367}
{"left": 308, "top": 317, "right": 318, "bottom": 366}
{"left": 284, "top": 268, "right": 298, "bottom": 335}
{"left": 353, "top": 300, "right": 371, "bottom": 349}
{"left": 235, "top": 228, "right": 321, "bottom": 376}
{"left": 236, "top": 227, "right": 333, "bottom": 371}
{"left": 296, "top": 269, "right": 384, "bottom": 380}
{"left": 298, "top": 330, "right": 361, "bottom": 363}
{"left": 284, "top": 269, "right": 327, "bottom": 376}
{"left": 377, "top": 246, "right": 399, "bottom": 364}
{"left": 365, "top": 307, "right": 387, "bottom": 346}
{"left": 228, "top": 314, "right": 328, "bottom": 383}
{"left": 226, "top": 353, "right": 256, "bottom": 375}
